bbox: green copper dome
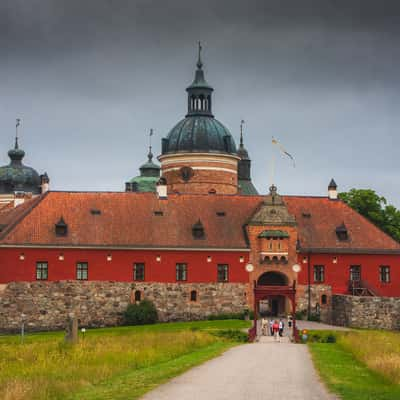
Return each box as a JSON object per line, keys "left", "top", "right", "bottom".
{"left": 126, "top": 146, "right": 160, "bottom": 193}
{"left": 0, "top": 138, "right": 41, "bottom": 194}
{"left": 162, "top": 116, "right": 237, "bottom": 155}
{"left": 161, "top": 44, "right": 236, "bottom": 155}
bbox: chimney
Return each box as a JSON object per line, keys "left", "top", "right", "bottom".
{"left": 40, "top": 172, "right": 50, "bottom": 194}
{"left": 14, "top": 191, "right": 25, "bottom": 207}
{"left": 156, "top": 177, "right": 167, "bottom": 199}
{"left": 328, "top": 178, "right": 338, "bottom": 200}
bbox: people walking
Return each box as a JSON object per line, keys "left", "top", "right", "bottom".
{"left": 269, "top": 318, "right": 274, "bottom": 336}
{"left": 273, "top": 320, "right": 280, "bottom": 342}
{"left": 279, "top": 319, "right": 284, "bottom": 337}
{"left": 261, "top": 317, "right": 268, "bottom": 336}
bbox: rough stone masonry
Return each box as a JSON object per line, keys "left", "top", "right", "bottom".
{"left": 0, "top": 281, "right": 248, "bottom": 332}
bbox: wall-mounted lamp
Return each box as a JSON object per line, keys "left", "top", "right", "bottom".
{"left": 302, "top": 256, "right": 308, "bottom": 264}
{"left": 333, "top": 256, "right": 338, "bottom": 264}
{"left": 107, "top": 254, "right": 112, "bottom": 262}
{"left": 207, "top": 256, "right": 212, "bottom": 263}
{"left": 239, "top": 256, "right": 244, "bottom": 263}
{"left": 58, "top": 253, "right": 64, "bottom": 261}
{"left": 19, "top": 253, "right": 25, "bottom": 261}
{"left": 156, "top": 255, "right": 161, "bottom": 262}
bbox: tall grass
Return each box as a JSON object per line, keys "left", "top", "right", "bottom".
{"left": 338, "top": 330, "right": 400, "bottom": 384}
{"left": 0, "top": 328, "right": 218, "bottom": 400}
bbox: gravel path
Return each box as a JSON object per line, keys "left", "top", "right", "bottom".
{"left": 140, "top": 342, "right": 338, "bottom": 400}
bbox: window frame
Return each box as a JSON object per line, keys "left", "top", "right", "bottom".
{"left": 349, "top": 265, "right": 361, "bottom": 282}
{"left": 76, "top": 262, "right": 88, "bottom": 280}
{"left": 217, "top": 264, "right": 229, "bottom": 282}
{"left": 36, "top": 261, "right": 48, "bottom": 280}
{"left": 379, "top": 265, "right": 390, "bottom": 283}
{"left": 176, "top": 263, "right": 187, "bottom": 281}
{"left": 313, "top": 265, "right": 325, "bottom": 283}
{"left": 133, "top": 263, "right": 145, "bottom": 281}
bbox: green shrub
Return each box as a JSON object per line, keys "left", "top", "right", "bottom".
{"left": 306, "top": 330, "right": 337, "bottom": 343}
{"left": 123, "top": 300, "right": 158, "bottom": 326}
{"left": 212, "top": 329, "right": 248, "bottom": 343}
{"left": 207, "top": 311, "right": 250, "bottom": 321}
{"left": 295, "top": 310, "right": 307, "bottom": 320}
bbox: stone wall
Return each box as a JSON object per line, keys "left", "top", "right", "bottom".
{"left": 331, "top": 294, "right": 400, "bottom": 330}
{"left": 0, "top": 281, "right": 249, "bottom": 332}
{"left": 296, "top": 284, "right": 332, "bottom": 323}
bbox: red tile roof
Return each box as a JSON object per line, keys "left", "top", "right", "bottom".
{"left": 0, "top": 192, "right": 398, "bottom": 253}
{"left": 285, "top": 196, "right": 400, "bottom": 253}
{"left": 0, "top": 192, "right": 262, "bottom": 249}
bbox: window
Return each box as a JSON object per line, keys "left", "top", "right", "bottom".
{"left": 190, "top": 290, "right": 197, "bottom": 302}
{"left": 380, "top": 266, "right": 390, "bottom": 283}
{"left": 313, "top": 265, "right": 325, "bottom": 283}
{"left": 321, "top": 294, "right": 328, "bottom": 305}
{"left": 350, "top": 265, "right": 361, "bottom": 281}
{"left": 55, "top": 217, "right": 68, "bottom": 237}
{"left": 36, "top": 262, "right": 48, "bottom": 280}
{"left": 192, "top": 220, "right": 205, "bottom": 239}
{"left": 134, "top": 290, "right": 141, "bottom": 302}
{"left": 76, "top": 262, "right": 88, "bottom": 280}
{"left": 217, "top": 264, "right": 229, "bottom": 282}
{"left": 176, "top": 263, "right": 187, "bottom": 281}
{"left": 336, "top": 223, "right": 348, "bottom": 241}
{"left": 134, "top": 263, "right": 145, "bottom": 281}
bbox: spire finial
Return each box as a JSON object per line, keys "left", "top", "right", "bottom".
{"left": 240, "top": 119, "right": 245, "bottom": 147}
{"left": 15, "top": 118, "right": 21, "bottom": 149}
{"left": 197, "top": 41, "right": 203, "bottom": 69}
{"left": 148, "top": 129, "right": 154, "bottom": 162}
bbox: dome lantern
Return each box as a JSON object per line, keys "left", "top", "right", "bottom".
{"left": 186, "top": 42, "right": 214, "bottom": 118}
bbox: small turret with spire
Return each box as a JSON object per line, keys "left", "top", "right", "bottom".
{"left": 237, "top": 120, "right": 258, "bottom": 195}
{"left": 186, "top": 42, "right": 214, "bottom": 117}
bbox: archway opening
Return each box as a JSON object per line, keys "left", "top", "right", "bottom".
{"left": 257, "top": 271, "right": 288, "bottom": 286}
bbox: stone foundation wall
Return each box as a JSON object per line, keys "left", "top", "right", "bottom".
{"left": 0, "top": 281, "right": 249, "bottom": 332}
{"left": 331, "top": 294, "right": 400, "bottom": 330}
{"left": 296, "top": 284, "right": 332, "bottom": 323}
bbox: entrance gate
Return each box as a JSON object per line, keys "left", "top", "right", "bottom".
{"left": 249, "top": 280, "right": 297, "bottom": 341}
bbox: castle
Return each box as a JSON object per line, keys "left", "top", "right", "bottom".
{"left": 0, "top": 47, "right": 399, "bottom": 333}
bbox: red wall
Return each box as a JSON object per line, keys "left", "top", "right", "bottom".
{"left": 0, "top": 248, "right": 250, "bottom": 284}
{"left": 297, "top": 253, "right": 400, "bottom": 297}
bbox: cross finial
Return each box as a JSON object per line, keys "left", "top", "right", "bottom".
{"left": 197, "top": 41, "right": 203, "bottom": 69}
{"left": 240, "top": 119, "right": 245, "bottom": 146}
{"left": 15, "top": 118, "right": 21, "bottom": 149}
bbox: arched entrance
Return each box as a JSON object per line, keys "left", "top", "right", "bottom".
{"left": 249, "top": 273, "right": 298, "bottom": 341}
{"left": 257, "top": 271, "right": 288, "bottom": 286}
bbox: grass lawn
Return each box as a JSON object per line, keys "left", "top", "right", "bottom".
{"left": 309, "top": 330, "right": 400, "bottom": 400}
{"left": 0, "top": 320, "right": 250, "bottom": 400}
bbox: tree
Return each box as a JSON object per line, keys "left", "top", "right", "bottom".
{"left": 338, "top": 189, "right": 400, "bottom": 243}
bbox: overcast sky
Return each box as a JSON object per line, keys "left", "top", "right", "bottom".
{"left": 0, "top": 0, "right": 399, "bottom": 206}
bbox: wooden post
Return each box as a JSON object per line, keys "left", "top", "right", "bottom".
{"left": 65, "top": 316, "right": 79, "bottom": 344}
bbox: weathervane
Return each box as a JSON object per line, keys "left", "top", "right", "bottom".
{"left": 148, "top": 128, "right": 154, "bottom": 161}
{"left": 197, "top": 41, "right": 203, "bottom": 69}
{"left": 240, "top": 119, "right": 245, "bottom": 146}
{"left": 15, "top": 118, "right": 21, "bottom": 149}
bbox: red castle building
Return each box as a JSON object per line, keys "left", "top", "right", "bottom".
{"left": 0, "top": 48, "right": 399, "bottom": 332}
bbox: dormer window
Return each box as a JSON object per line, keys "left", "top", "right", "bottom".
{"left": 336, "top": 223, "right": 348, "bottom": 241}
{"left": 55, "top": 217, "right": 68, "bottom": 237}
{"left": 192, "top": 219, "right": 205, "bottom": 239}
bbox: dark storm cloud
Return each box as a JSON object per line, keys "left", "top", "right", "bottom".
{"left": 0, "top": 0, "right": 399, "bottom": 205}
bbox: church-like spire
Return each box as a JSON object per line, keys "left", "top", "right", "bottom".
{"left": 186, "top": 42, "right": 214, "bottom": 117}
